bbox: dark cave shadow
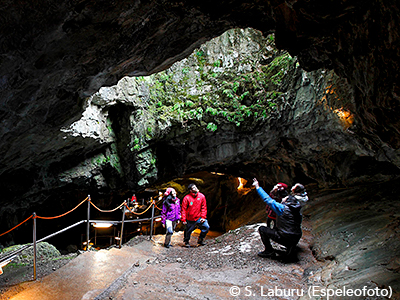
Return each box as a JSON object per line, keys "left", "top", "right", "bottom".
{"left": 273, "top": 246, "right": 301, "bottom": 263}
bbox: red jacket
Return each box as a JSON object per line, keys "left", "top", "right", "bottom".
{"left": 181, "top": 192, "right": 207, "bottom": 222}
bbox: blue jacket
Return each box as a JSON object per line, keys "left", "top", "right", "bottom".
{"left": 256, "top": 187, "right": 285, "bottom": 216}
{"left": 257, "top": 187, "right": 302, "bottom": 237}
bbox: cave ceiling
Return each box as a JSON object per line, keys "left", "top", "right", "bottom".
{"left": 0, "top": 0, "right": 400, "bottom": 195}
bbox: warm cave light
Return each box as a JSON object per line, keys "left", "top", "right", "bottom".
{"left": 155, "top": 217, "right": 162, "bottom": 222}
{"left": 334, "top": 108, "right": 351, "bottom": 119}
{"left": 237, "top": 177, "right": 252, "bottom": 195}
{"left": 237, "top": 177, "right": 245, "bottom": 190}
{"left": 92, "top": 222, "right": 113, "bottom": 228}
{"left": 332, "top": 107, "right": 354, "bottom": 128}
{"left": 211, "top": 172, "right": 225, "bottom": 176}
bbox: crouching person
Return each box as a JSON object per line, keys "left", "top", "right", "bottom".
{"left": 253, "top": 178, "right": 303, "bottom": 259}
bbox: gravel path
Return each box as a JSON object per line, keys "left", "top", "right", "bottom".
{"left": 115, "top": 220, "right": 324, "bottom": 299}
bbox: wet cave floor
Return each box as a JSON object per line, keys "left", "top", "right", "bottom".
{"left": 0, "top": 220, "right": 321, "bottom": 299}
{"left": 2, "top": 180, "right": 400, "bottom": 299}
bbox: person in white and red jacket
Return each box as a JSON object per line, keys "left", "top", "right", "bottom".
{"left": 266, "top": 182, "right": 289, "bottom": 229}
{"left": 181, "top": 183, "right": 209, "bottom": 248}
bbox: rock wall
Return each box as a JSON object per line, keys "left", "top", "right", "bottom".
{"left": 60, "top": 28, "right": 393, "bottom": 193}
{"left": 1, "top": 0, "right": 400, "bottom": 197}
{"left": 1, "top": 27, "right": 399, "bottom": 244}
{"left": 0, "top": 0, "right": 399, "bottom": 225}
{"left": 1, "top": 1, "right": 399, "bottom": 294}
{"left": 305, "top": 180, "right": 400, "bottom": 298}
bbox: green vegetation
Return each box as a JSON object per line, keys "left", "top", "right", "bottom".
{"left": 130, "top": 30, "right": 297, "bottom": 137}
{"left": 0, "top": 242, "right": 61, "bottom": 266}
{"left": 90, "top": 146, "right": 122, "bottom": 175}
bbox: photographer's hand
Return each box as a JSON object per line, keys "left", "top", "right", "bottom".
{"left": 252, "top": 178, "right": 260, "bottom": 189}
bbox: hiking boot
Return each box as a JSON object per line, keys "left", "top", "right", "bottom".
{"left": 257, "top": 250, "right": 276, "bottom": 258}
{"left": 164, "top": 244, "right": 171, "bottom": 248}
{"left": 184, "top": 242, "right": 191, "bottom": 248}
{"left": 197, "top": 239, "right": 206, "bottom": 246}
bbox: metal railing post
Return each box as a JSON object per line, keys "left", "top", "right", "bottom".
{"left": 86, "top": 195, "right": 91, "bottom": 251}
{"left": 149, "top": 200, "right": 155, "bottom": 240}
{"left": 32, "top": 212, "right": 37, "bottom": 281}
{"left": 119, "top": 201, "right": 126, "bottom": 249}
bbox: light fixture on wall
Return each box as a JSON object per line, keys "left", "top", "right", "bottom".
{"left": 92, "top": 222, "right": 113, "bottom": 228}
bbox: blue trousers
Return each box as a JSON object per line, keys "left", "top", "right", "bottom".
{"left": 184, "top": 218, "right": 210, "bottom": 243}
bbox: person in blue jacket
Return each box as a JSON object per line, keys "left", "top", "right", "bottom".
{"left": 253, "top": 178, "right": 303, "bottom": 258}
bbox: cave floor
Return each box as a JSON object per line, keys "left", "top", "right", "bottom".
{"left": 0, "top": 222, "right": 322, "bottom": 300}
{"left": 2, "top": 182, "right": 400, "bottom": 299}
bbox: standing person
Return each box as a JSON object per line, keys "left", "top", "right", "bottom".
{"left": 253, "top": 178, "right": 303, "bottom": 259}
{"left": 266, "top": 183, "right": 289, "bottom": 229}
{"left": 161, "top": 187, "right": 181, "bottom": 248}
{"left": 181, "top": 183, "right": 209, "bottom": 248}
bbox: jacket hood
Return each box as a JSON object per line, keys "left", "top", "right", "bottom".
{"left": 294, "top": 194, "right": 309, "bottom": 205}
{"left": 284, "top": 195, "right": 302, "bottom": 211}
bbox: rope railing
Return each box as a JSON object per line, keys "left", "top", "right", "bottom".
{"left": 0, "top": 196, "right": 157, "bottom": 238}
{"left": 0, "top": 215, "right": 33, "bottom": 237}
{"left": 0, "top": 194, "right": 160, "bottom": 281}
{"left": 144, "top": 196, "right": 162, "bottom": 211}
{"left": 90, "top": 201, "right": 125, "bottom": 213}
{"left": 124, "top": 201, "right": 154, "bottom": 215}
{"left": 35, "top": 197, "right": 89, "bottom": 220}
{"left": 153, "top": 199, "right": 163, "bottom": 211}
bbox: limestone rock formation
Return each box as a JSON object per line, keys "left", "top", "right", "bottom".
{"left": 1, "top": 1, "right": 399, "bottom": 199}
{"left": 0, "top": 0, "right": 399, "bottom": 240}
{"left": 1, "top": 1, "right": 400, "bottom": 296}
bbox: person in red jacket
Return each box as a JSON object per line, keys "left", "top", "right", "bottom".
{"left": 181, "top": 183, "right": 209, "bottom": 248}
{"left": 266, "top": 183, "right": 289, "bottom": 229}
